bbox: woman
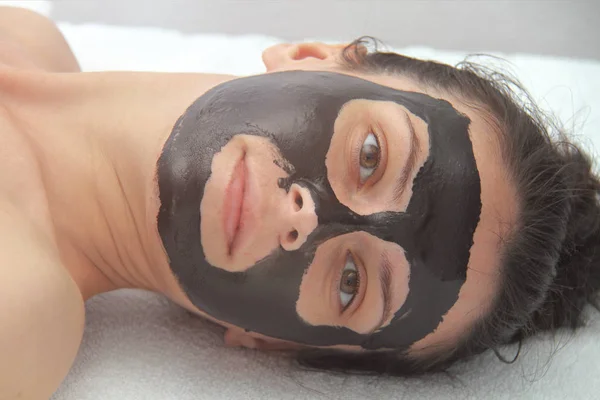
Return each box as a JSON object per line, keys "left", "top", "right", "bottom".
{"left": 0, "top": 7, "right": 598, "bottom": 399}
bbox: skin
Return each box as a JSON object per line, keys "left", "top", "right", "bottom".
{"left": 0, "top": 7, "right": 517, "bottom": 399}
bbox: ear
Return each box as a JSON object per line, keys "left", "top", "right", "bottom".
{"left": 262, "top": 42, "right": 349, "bottom": 72}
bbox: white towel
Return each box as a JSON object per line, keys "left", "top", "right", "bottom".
{"left": 45, "top": 22, "right": 600, "bottom": 400}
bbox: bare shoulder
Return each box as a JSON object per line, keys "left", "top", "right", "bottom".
{"left": 0, "top": 9, "right": 86, "bottom": 398}
{"left": 0, "top": 6, "right": 79, "bottom": 72}
{"left": 0, "top": 108, "right": 84, "bottom": 398}
{"left": 0, "top": 200, "right": 85, "bottom": 400}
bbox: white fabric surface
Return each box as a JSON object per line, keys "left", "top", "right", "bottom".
{"left": 44, "top": 22, "right": 600, "bottom": 400}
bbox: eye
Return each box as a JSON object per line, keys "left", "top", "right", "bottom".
{"left": 339, "top": 253, "right": 360, "bottom": 310}
{"left": 359, "top": 133, "right": 380, "bottom": 183}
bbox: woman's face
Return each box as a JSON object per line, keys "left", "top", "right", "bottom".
{"left": 156, "top": 43, "right": 517, "bottom": 353}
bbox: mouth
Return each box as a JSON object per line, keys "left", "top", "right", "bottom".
{"left": 223, "top": 153, "right": 248, "bottom": 256}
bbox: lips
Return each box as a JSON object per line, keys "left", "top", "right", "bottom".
{"left": 223, "top": 155, "right": 247, "bottom": 256}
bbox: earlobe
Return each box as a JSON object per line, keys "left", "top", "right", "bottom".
{"left": 262, "top": 42, "right": 348, "bottom": 72}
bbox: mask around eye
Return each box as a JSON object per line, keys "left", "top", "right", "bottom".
{"left": 156, "top": 71, "right": 481, "bottom": 350}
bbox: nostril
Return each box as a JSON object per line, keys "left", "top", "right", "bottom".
{"left": 294, "top": 193, "right": 303, "bottom": 211}
{"left": 288, "top": 229, "right": 299, "bottom": 242}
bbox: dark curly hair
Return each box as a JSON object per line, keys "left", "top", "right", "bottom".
{"left": 295, "top": 37, "right": 600, "bottom": 375}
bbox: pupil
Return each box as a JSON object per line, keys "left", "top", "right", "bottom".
{"left": 341, "top": 270, "right": 358, "bottom": 294}
{"left": 360, "top": 143, "right": 379, "bottom": 168}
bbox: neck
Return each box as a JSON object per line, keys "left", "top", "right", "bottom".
{"left": 3, "top": 68, "right": 234, "bottom": 301}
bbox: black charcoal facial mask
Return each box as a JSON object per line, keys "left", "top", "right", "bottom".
{"left": 157, "top": 71, "right": 481, "bottom": 350}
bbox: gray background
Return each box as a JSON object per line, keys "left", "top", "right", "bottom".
{"left": 47, "top": 0, "right": 600, "bottom": 61}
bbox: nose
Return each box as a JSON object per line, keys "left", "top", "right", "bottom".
{"left": 279, "top": 183, "right": 318, "bottom": 251}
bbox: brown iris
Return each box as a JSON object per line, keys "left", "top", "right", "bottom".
{"left": 360, "top": 143, "right": 380, "bottom": 169}
{"left": 340, "top": 269, "right": 359, "bottom": 295}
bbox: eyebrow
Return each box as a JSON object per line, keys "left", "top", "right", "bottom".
{"left": 392, "top": 113, "right": 420, "bottom": 203}
{"left": 373, "top": 250, "right": 394, "bottom": 333}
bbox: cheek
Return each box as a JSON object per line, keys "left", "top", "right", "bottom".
{"left": 325, "top": 142, "right": 353, "bottom": 204}
{"left": 325, "top": 104, "right": 360, "bottom": 210}
{"left": 344, "top": 287, "right": 384, "bottom": 334}
{"left": 296, "top": 244, "right": 337, "bottom": 326}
